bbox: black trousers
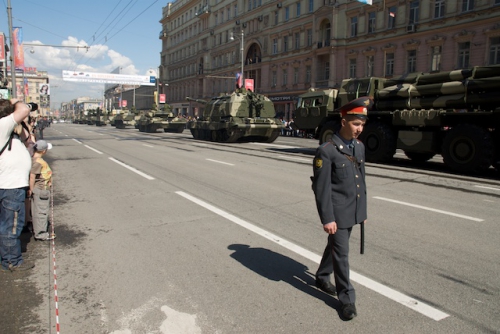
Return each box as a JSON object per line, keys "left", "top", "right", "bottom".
{"left": 316, "top": 227, "right": 355, "bottom": 305}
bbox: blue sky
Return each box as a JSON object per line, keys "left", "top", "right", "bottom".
{"left": 0, "top": 0, "right": 167, "bottom": 107}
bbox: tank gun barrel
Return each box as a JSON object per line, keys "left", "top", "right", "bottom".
{"left": 186, "top": 97, "right": 208, "bottom": 104}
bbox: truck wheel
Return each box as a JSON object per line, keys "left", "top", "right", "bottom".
{"left": 404, "top": 151, "right": 435, "bottom": 162}
{"left": 359, "top": 121, "right": 396, "bottom": 162}
{"left": 442, "top": 124, "right": 493, "bottom": 173}
{"left": 494, "top": 131, "right": 500, "bottom": 172}
{"left": 319, "top": 121, "right": 340, "bottom": 144}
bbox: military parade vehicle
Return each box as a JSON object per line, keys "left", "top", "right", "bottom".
{"left": 136, "top": 104, "right": 186, "bottom": 133}
{"left": 113, "top": 108, "right": 139, "bottom": 129}
{"left": 186, "top": 88, "right": 282, "bottom": 143}
{"left": 293, "top": 65, "right": 500, "bottom": 173}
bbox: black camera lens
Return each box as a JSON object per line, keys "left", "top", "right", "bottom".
{"left": 27, "top": 102, "right": 38, "bottom": 111}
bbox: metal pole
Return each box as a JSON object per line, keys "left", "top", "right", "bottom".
{"left": 156, "top": 66, "right": 160, "bottom": 108}
{"left": 240, "top": 29, "right": 244, "bottom": 87}
{"left": 7, "top": 0, "right": 17, "bottom": 98}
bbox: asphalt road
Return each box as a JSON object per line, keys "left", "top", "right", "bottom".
{"left": 2, "top": 123, "right": 499, "bottom": 334}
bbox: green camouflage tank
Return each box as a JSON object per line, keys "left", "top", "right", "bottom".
{"left": 186, "top": 88, "right": 282, "bottom": 143}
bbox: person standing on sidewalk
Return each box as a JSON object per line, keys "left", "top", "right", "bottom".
{"left": 0, "top": 99, "right": 35, "bottom": 272}
{"left": 311, "top": 96, "right": 371, "bottom": 320}
{"left": 29, "top": 140, "right": 55, "bottom": 241}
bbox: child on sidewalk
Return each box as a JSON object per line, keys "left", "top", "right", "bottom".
{"left": 29, "top": 140, "right": 56, "bottom": 241}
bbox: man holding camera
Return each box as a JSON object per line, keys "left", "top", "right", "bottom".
{"left": 0, "top": 99, "right": 35, "bottom": 272}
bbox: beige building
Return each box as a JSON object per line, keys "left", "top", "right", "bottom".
{"left": 4, "top": 68, "right": 50, "bottom": 116}
{"left": 159, "top": 0, "right": 500, "bottom": 119}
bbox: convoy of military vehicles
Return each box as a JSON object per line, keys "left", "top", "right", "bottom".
{"left": 293, "top": 65, "right": 500, "bottom": 174}
{"left": 66, "top": 65, "right": 500, "bottom": 174}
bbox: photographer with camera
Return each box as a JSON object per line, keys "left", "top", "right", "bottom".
{"left": 0, "top": 99, "right": 37, "bottom": 272}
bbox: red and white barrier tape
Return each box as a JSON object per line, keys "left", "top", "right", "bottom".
{"left": 50, "top": 184, "right": 60, "bottom": 334}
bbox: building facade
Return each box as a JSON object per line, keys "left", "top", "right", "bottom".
{"left": 159, "top": 0, "right": 500, "bottom": 119}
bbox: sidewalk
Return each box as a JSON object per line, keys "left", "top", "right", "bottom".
{"left": 0, "top": 230, "right": 47, "bottom": 333}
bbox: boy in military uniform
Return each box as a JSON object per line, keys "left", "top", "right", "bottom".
{"left": 312, "top": 96, "right": 371, "bottom": 320}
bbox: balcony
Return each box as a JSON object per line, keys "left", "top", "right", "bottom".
{"left": 195, "top": 5, "right": 210, "bottom": 18}
{"left": 159, "top": 29, "right": 168, "bottom": 39}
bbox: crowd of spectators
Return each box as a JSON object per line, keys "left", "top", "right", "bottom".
{"left": 0, "top": 99, "right": 54, "bottom": 273}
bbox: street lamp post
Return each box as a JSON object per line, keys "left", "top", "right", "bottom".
{"left": 230, "top": 29, "right": 244, "bottom": 88}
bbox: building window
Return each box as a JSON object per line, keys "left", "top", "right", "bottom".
{"left": 283, "top": 36, "right": 289, "bottom": 52}
{"left": 296, "top": 2, "right": 301, "bottom": 17}
{"left": 409, "top": 1, "right": 419, "bottom": 24}
{"left": 368, "top": 12, "right": 376, "bottom": 34}
{"left": 294, "top": 68, "right": 299, "bottom": 84}
{"left": 366, "top": 55, "right": 374, "bottom": 76}
{"left": 349, "top": 59, "right": 357, "bottom": 78}
{"left": 350, "top": 17, "right": 358, "bottom": 37}
{"left": 272, "top": 71, "right": 277, "bottom": 86}
{"left": 388, "top": 6, "right": 396, "bottom": 29}
{"left": 272, "top": 38, "right": 278, "bottom": 54}
{"left": 307, "top": 29, "right": 312, "bottom": 46}
{"left": 407, "top": 50, "right": 417, "bottom": 73}
{"left": 431, "top": 46, "right": 442, "bottom": 71}
{"left": 385, "top": 53, "right": 395, "bottom": 76}
{"left": 325, "top": 62, "right": 330, "bottom": 80}
{"left": 462, "top": 0, "right": 474, "bottom": 12}
{"left": 457, "top": 42, "right": 470, "bottom": 68}
{"left": 309, "top": 0, "right": 314, "bottom": 12}
{"left": 282, "top": 69, "right": 288, "bottom": 85}
{"left": 294, "top": 32, "right": 300, "bottom": 50}
{"left": 306, "top": 66, "right": 311, "bottom": 82}
{"left": 434, "top": 0, "right": 445, "bottom": 18}
{"left": 274, "top": 11, "right": 279, "bottom": 25}
{"left": 490, "top": 37, "right": 500, "bottom": 65}
{"left": 247, "top": 0, "right": 252, "bottom": 11}
{"left": 285, "top": 6, "right": 290, "bottom": 21}
{"left": 234, "top": 5, "right": 237, "bottom": 17}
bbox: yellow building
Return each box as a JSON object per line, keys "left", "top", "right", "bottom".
{"left": 160, "top": 0, "right": 500, "bottom": 119}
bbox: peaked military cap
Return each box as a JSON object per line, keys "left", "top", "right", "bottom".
{"left": 337, "top": 96, "right": 373, "bottom": 119}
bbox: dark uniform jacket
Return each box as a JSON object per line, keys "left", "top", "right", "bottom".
{"left": 312, "top": 134, "right": 367, "bottom": 229}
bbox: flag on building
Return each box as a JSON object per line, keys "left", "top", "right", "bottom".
{"left": 358, "top": 0, "right": 373, "bottom": 4}
{"left": 24, "top": 78, "right": 29, "bottom": 96}
{"left": 236, "top": 72, "right": 243, "bottom": 88}
{"left": 13, "top": 27, "right": 25, "bottom": 70}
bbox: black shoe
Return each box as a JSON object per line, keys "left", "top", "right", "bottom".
{"left": 315, "top": 278, "right": 337, "bottom": 296}
{"left": 342, "top": 303, "right": 357, "bottom": 320}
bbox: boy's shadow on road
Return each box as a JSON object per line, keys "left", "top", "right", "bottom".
{"left": 228, "top": 244, "right": 342, "bottom": 315}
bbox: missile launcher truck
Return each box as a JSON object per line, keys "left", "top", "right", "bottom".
{"left": 186, "top": 88, "right": 283, "bottom": 143}
{"left": 136, "top": 104, "right": 186, "bottom": 133}
{"left": 293, "top": 65, "right": 500, "bottom": 173}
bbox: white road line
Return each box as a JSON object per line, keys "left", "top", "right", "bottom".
{"left": 73, "top": 138, "right": 82, "bottom": 144}
{"left": 84, "top": 145, "right": 103, "bottom": 154}
{"left": 108, "top": 157, "right": 155, "bottom": 180}
{"left": 277, "top": 155, "right": 311, "bottom": 163}
{"left": 474, "top": 185, "right": 500, "bottom": 191}
{"left": 176, "top": 191, "right": 449, "bottom": 321}
{"left": 143, "top": 144, "right": 154, "bottom": 148}
{"left": 373, "top": 196, "right": 484, "bottom": 222}
{"left": 250, "top": 142, "right": 296, "bottom": 148}
{"left": 206, "top": 158, "right": 234, "bottom": 166}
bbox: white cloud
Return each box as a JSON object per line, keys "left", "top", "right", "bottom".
{"left": 23, "top": 37, "right": 140, "bottom": 107}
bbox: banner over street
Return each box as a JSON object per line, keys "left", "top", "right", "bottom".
{"left": 62, "top": 70, "right": 156, "bottom": 86}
